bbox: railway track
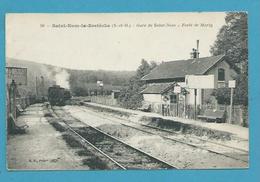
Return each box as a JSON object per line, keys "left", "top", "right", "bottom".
{"left": 50, "top": 107, "right": 178, "bottom": 170}
{"left": 80, "top": 103, "right": 248, "bottom": 153}
{"left": 76, "top": 105, "right": 248, "bottom": 163}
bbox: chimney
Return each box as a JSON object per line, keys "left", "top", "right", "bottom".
{"left": 190, "top": 40, "right": 200, "bottom": 59}
{"left": 196, "top": 40, "right": 200, "bottom": 58}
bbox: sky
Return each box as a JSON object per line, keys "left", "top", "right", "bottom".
{"left": 6, "top": 12, "right": 226, "bottom": 71}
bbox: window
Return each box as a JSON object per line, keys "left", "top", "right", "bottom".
{"left": 170, "top": 95, "right": 177, "bottom": 103}
{"left": 218, "top": 68, "right": 225, "bottom": 81}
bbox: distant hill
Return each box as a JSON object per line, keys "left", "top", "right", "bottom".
{"left": 6, "top": 58, "right": 135, "bottom": 97}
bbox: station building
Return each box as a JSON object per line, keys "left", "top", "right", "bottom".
{"left": 140, "top": 54, "right": 239, "bottom": 117}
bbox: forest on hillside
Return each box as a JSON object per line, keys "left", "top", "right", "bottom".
{"left": 68, "top": 69, "right": 134, "bottom": 96}
{"left": 6, "top": 58, "right": 135, "bottom": 97}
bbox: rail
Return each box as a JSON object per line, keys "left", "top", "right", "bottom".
{"left": 78, "top": 105, "right": 248, "bottom": 163}
{"left": 51, "top": 107, "right": 178, "bottom": 169}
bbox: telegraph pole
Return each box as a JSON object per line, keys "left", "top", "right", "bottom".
{"left": 228, "top": 80, "right": 236, "bottom": 124}
{"left": 229, "top": 87, "right": 234, "bottom": 124}
{"left": 194, "top": 89, "right": 197, "bottom": 120}
{"left": 36, "top": 76, "right": 38, "bottom": 98}
{"left": 174, "top": 85, "right": 181, "bottom": 117}
{"left": 41, "top": 76, "right": 45, "bottom": 97}
{"left": 9, "top": 80, "right": 17, "bottom": 119}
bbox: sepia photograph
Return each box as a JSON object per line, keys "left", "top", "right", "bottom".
{"left": 6, "top": 12, "right": 248, "bottom": 170}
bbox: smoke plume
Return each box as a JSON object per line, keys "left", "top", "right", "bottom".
{"left": 54, "top": 68, "right": 70, "bottom": 89}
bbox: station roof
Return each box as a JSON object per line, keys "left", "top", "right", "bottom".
{"left": 140, "top": 83, "right": 175, "bottom": 94}
{"left": 141, "top": 55, "right": 225, "bottom": 81}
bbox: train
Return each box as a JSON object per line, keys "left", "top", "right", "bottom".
{"left": 48, "top": 85, "right": 71, "bottom": 106}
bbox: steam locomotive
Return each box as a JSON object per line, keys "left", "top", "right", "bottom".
{"left": 48, "top": 85, "right": 71, "bottom": 106}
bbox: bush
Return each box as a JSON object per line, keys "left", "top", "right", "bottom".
{"left": 212, "top": 88, "right": 231, "bottom": 105}
{"left": 212, "top": 76, "right": 248, "bottom": 106}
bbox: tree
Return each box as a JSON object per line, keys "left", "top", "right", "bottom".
{"left": 136, "top": 59, "right": 152, "bottom": 79}
{"left": 118, "top": 59, "right": 157, "bottom": 109}
{"left": 210, "top": 12, "right": 248, "bottom": 106}
{"left": 210, "top": 13, "right": 248, "bottom": 70}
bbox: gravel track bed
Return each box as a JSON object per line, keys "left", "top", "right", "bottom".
{"left": 96, "top": 123, "right": 248, "bottom": 169}
{"left": 65, "top": 105, "right": 248, "bottom": 169}
{"left": 45, "top": 107, "right": 123, "bottom": 170}
{"left": 76, "top": 103, "right": 248, "bottom": 153}
{"left": 52, "top": 107, "right": 174, "bottom": 169}
{"left": 74, "top": 127, "right": 173, "bottom": 169}
{"left": 72, "top": 106, "right": 248, "bottom": 161}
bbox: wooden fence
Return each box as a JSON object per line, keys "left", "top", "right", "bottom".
{"left": 88, "top": 96, "right": 248, "bottom": 126}
{"left": 147, "top": 102, "right": 247, "bottom": 126}
{"left": 90, "top": 96, "right": 119, "bottom": 107}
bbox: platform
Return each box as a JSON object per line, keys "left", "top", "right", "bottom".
{"left": 7, "top": 103, "right": 87, "bottom": 170}
{"left": 85, "top": 102, "right": 249, "bottom": 140}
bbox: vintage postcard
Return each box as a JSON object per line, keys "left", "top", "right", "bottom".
{"left": 6, "top": 12, "right": 248, "bottom": 170}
